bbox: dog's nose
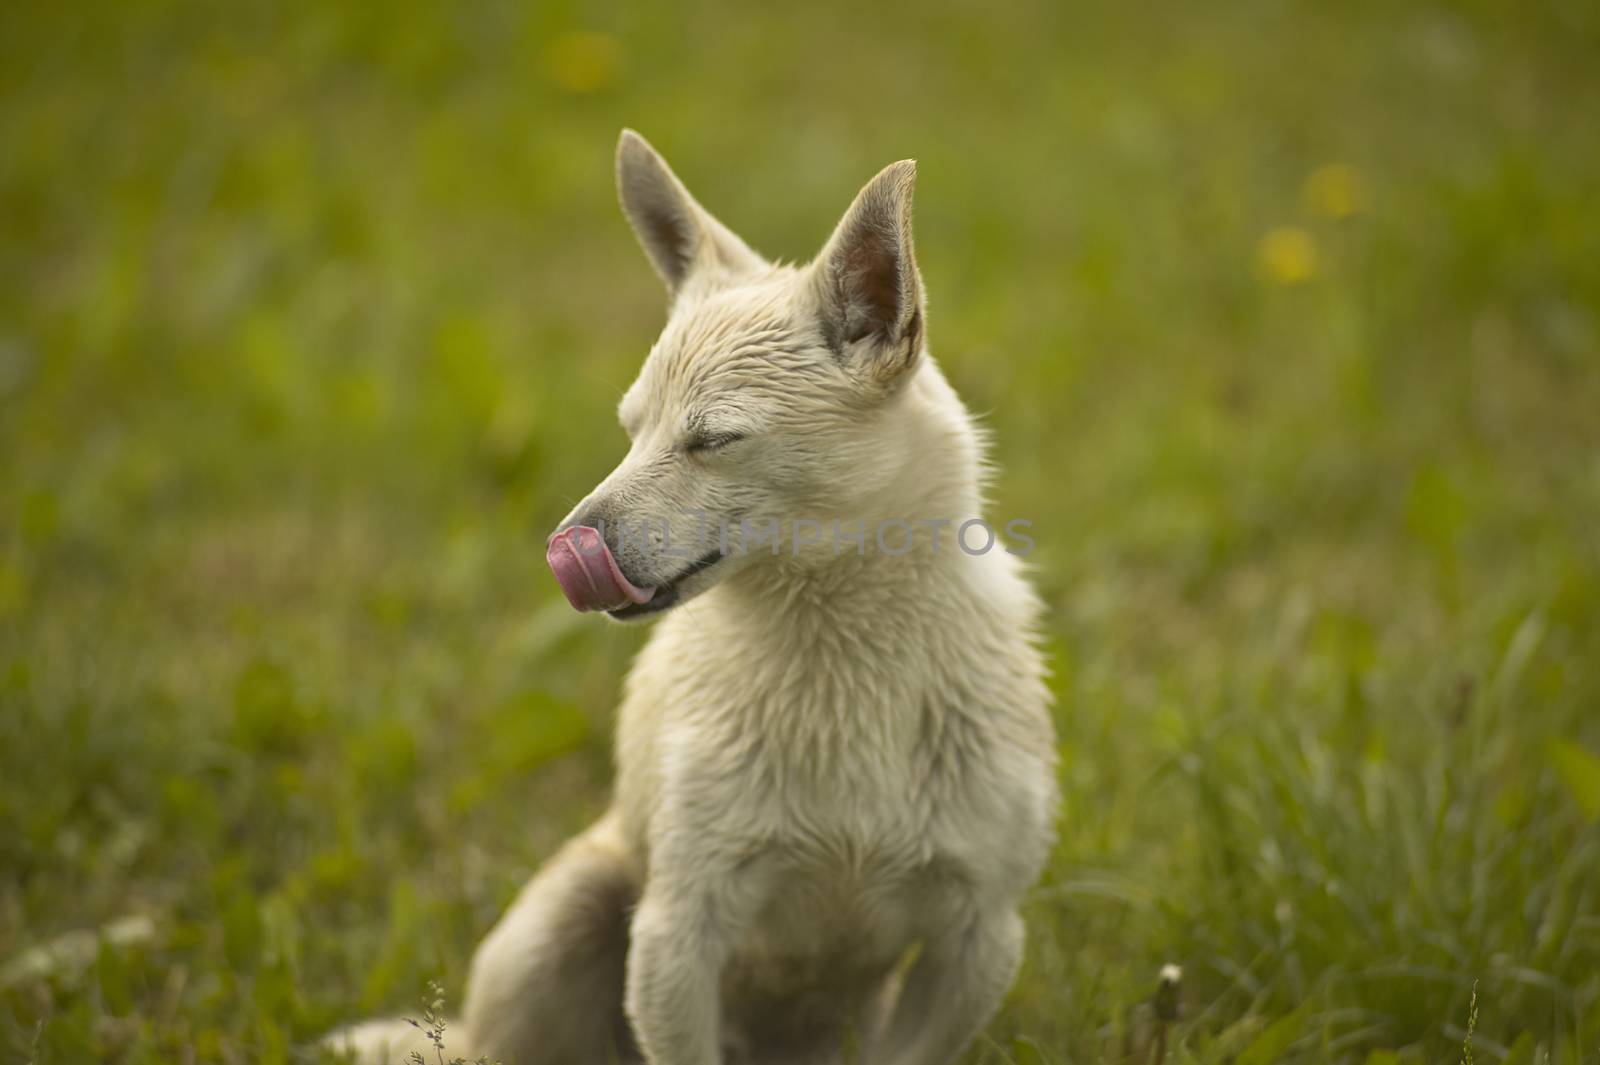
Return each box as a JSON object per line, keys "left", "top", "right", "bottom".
{"left": 551, "top": 505, "right": 610, "bottom": 541}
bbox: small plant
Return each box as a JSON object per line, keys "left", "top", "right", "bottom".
{"left": 1150, "top": 964, "right": 1182, "bottom": 1064}
{"left": 404, "top": 981, "right": 499, "bottom": 1065}
{"left": 1460, "top": 981, "right": 1479, "bottom": 1065}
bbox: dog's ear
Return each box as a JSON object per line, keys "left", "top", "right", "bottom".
{"left": 616, "top": 129, "right": 765, "bottom": 299}
{"left": 810, "top": 160, "right": 923, "bottom": 383}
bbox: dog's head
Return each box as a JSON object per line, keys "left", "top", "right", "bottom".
{"left": 548, "top": 130, "right": 929, "bottom": 620}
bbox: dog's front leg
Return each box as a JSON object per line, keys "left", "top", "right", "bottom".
{"left": 873, "top": 906, "right": 1025, "bottom": 1065}
{"left": 624, "top": 884, "right": 738, "bottom": 1065}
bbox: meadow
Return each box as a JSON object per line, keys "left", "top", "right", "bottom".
{"left": 2, "top": 0, "right": 1599, "bottom": 1061}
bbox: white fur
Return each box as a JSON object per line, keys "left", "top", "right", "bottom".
{"left": 330, "top": 131, "right": 1056, "bottom": 1065}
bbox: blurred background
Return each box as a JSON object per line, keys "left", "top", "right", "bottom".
{"left": 2, "top": 0, "right": 1599, "bottom": 1061}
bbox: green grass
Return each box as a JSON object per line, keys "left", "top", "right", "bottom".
{"left": 3, "top": 0, "right": 1600, "bottom": 1061}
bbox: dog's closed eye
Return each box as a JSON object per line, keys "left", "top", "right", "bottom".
{"left": 683, "top": 431, "right": 746, "bottom": 454}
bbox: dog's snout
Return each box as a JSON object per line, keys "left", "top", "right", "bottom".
{"left": 546, "top": 524, "right": 656, "bottom": 612}
{"left": 552, "top": 505, "right": 609, "bottom": 542}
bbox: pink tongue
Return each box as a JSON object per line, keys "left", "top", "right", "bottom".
{"left": 546, "top": 526, "right": 656, "bottom": 612}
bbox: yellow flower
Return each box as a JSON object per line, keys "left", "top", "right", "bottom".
{"left": 1257, "top": 226, "right": 1319, "bottom": 285}
{"left": 544, "top": 31, "right": 623, "bottom": 95}
{"left": 1303, "top": 164, "right": 1366, "bottom": 219}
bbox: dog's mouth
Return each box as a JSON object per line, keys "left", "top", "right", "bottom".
{"left": 605, "top": 550, "right": 724, "bottom": 620}
{"left": 546, "top": 526, "right": 723, "bottom": 619}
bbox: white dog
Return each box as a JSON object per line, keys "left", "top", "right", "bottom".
{"left": 333, "top": 130, "right": 1057, "bottom": 1065}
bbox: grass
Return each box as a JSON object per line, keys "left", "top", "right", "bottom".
{"left": 2, "top": 0, "right": 1599, "bottom": 1061}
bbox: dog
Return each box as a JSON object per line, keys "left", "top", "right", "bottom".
{"left": 331, "top": 130, "right": 1057, "bottom": 1065}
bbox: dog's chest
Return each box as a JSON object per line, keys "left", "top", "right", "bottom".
{"left": 718, "top": 830, "right": 957, "bottom": 1009}
{"left": 620, "top": 588, "right": 1053, "bottom": 874}
{"left": 676, "top": 679, "right": 1036, "bottom": 966}
{"left": 620, "top": 572, "right": 1055, "bottom": 927}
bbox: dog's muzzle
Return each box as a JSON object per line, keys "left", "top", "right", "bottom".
{"left": 546, "top": 526, "right": 657, "bottom": 612}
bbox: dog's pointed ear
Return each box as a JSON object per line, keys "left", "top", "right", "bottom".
{"left": 616, "top": 129, "right": 765, "bottom": 298}
{"left": 810, "top": 160, "right": 923, "bottom": 382}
